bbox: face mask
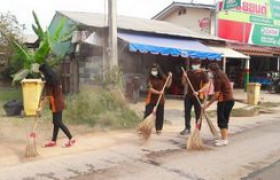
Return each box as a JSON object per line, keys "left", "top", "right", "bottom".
{"left": 151, "top": 71, "right": 158, "bottom": 76}
{"left": 192, "top": 64, "right": 200, "bottom": 70}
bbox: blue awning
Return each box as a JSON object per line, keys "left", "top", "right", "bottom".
{"left": 118, "top": 32, "right": 222, "bottom": 60}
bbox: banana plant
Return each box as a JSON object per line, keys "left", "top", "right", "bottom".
{"left": 12, "top": 11, "right": 74, "bottom": 84}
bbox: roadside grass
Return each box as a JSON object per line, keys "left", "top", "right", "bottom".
{"left": 0, "top": 87, "right": 22, "bottom": 102}
{"left": 0, "top": 86, "right": 141, "bottom": 130}
{"left": 205, "top": 101, "right": 280, "bottom": 118}
{"left": 64, "top": 86, "right": 141, "bottom": 129}
{"left": 0, "top": 87, "right": 22, "bottom": 114}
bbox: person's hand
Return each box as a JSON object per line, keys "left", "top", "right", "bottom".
{"left": 183, "top": 71, "right": 188, "bottom": 78}
{"left": 152, "top": 107, "right": 157, "bottom": 115}
{"left": 159, "top": 90, "right": 164, "bottom": 95}
{"left": 168, "top": 72, "right": 172, "bottom": 77}
{"left": 202, "top": 104, "right": 209, "bottom": 110}
{"left": 193, "top": 91, "right": 199, "bottom": 96}
{"left": 36, "top": 107, "right": 42, "bottom": 113}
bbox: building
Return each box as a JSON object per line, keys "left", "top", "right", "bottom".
{"left": 218, "top": 0, "right": 280, "bottom": 88}
{"left": 22, "top": 34, "right": 39, "bottom": 49}
{"left": 153, "top": 0, "right": 217, "bottom": 35}
{"left": 48, "top": 11, "right": 224, "bottom": 98}
{"left": 154, "top": 0, "right": 280, "bottom": 89}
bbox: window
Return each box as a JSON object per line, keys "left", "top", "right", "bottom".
{"left": 178, "top": 8, "right": 187, "bottom": 16}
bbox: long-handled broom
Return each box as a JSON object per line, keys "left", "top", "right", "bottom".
{"left": 181, "top": 67, "right": 219, "bottom": 138}
{"left": 137, "top": 75, "right": 171, "bottom": 141}
{"left": 186, "top": 112, "right": 207, "bottom": 150}
{"left": 24, "top": 112, "right": 39, "bottom": 157}
{"left": 181, "top": 67, "right": 218, "bottom": 150}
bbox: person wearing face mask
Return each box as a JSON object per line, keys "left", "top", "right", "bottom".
{"left": 144, "top": 63, "right": 172, "bottom": 134}
{"left": 202, "top": 63, "right": 234, "bottom": 147}
{"left": 180, "top": 58, "right": 210, "bottom": 135}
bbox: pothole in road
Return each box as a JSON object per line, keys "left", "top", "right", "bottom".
{"left": 145, "top": 149, "right": 183, "bottom": 159}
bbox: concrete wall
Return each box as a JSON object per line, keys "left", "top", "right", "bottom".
{"left": 78, "top": 45, "right": 103, "bottom": 86}
{"left": 161, "top": 7, "right": 215, "bottom": 35}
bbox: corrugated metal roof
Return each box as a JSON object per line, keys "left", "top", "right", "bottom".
{"left": 229, "top": 44, "right": 275, "bottom": 57}
{"left": 57, "top": 11, "right": 223, "bottom": 42}
{"left": 207, "top": 45, "right": 250, "bottom": 59}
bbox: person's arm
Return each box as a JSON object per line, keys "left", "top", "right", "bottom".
{"left": 148, "top": 82, "right": 162, "bottom": 95}
{"left": 37, "top": 96, "right": 49, "bottom": 112}
{"left": 203, "top": 79, "right": 220, "bottom": 110}
{"left": 203, "top": 92, "right": 218, "bottom": 109}
{"left": 37, "top": 85, "right": 52, "bottom": 112}
{"left": 195, "top": 82, "right": 210, "bottom": 95}
{"left": 194, "top": 71, "right": 210, "bottom": 96}
{"left": 166, "top": 72, "right": 173, "bottom": 88}
{"left": 181, "top": 71, "right": 187, "bottom": 86}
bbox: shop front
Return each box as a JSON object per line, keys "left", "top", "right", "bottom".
{"left": 117, "top": 32, "right": 223, "bottom": 98}
{"left": 218, "top": 0, "right": 280, "bottom": 90}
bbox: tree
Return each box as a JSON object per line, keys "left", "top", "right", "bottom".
{"left": 0, "top": 12, "right": 21, "bottom": 80}
{"left": 12, "top": 11, "right": 74, "bottom": 84}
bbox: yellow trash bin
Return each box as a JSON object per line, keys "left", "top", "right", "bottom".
{"left": 21, "top": 79, "right": 44, "bottom": 116}
{"left": 247, "top": 83, "right": 261, "bottom": 105}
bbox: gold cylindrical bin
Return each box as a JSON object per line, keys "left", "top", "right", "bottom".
{"left": 21, "top": 79, "right": 44, "bottom": 116}
{"left": 247, "top": 83, "right": 261, "bottom": 105}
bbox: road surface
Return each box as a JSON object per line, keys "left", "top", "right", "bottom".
{"left": 1, "top": 111, "right": 280, "bottom": 180}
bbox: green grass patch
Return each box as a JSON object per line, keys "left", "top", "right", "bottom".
{"left": 204, "top": 102, "right": 280, "bottom": 118}
{"left": 231, "top": 108, "right": 259, "bottom": 117}
{"left": 204, "top": 107, "right": 259, "bottom": 118}
{"left": 0, "top": 87, "right": 22, "bottom": 103}
{"left": 0, "top": 87, "right": 22, "bottom": 115}
{"left": 258, "top": 102, "right": 280, "bottom": 108}
{"left": 64, "top": 86, "right": 141, "bottom": 129}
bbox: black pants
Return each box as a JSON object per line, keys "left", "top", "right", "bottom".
{"left": 144, "top": 103, "right": 164, "bottom": 131}
{"left": 52, "top": 111, "right": 72, "bottom": 142}
{"left": 184, "top": 96, "right": 202, "bottom": 130}
{"left": 217, "top": 100, "right": 235, "bottom": 129}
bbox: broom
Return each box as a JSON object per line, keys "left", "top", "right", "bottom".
{"left": 186, "top": 113, "right": 207, "bottom": 150}
{"left": 137, "top": 75, "right": 171, "bottom": 141}
{"left": 181, "top": 67, "right": 219, "bottom": 139}
{"left": 24, "top": 112, "right": 39, "bottom": 157}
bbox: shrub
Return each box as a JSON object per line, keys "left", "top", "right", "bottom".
{"left": 64, "top": 86, "right": 141, "bottom": 129}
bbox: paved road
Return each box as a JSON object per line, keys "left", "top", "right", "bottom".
{"left": 242, "top": 159, "right": 280, "bottom": 180}
{"left": 71, "top": 120, "right": 280, "bottom": 180}
{"left": 1, "top": 112, "right": 280, "bottom": 180}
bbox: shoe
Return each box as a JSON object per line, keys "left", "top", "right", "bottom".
{"left": 44, "top": 141, "right": 56, "bottom": 148}
{"left": 214, "top": 139, "right": 229, "bottom": 147}
{"left": 62, "top": 139, "right": 76, "bottom": 148}
{"left": 180, "top": 128, "right": 190, "bottom": 135}
{"left": 156, "top": 131, "right": 162, "bottom": 135}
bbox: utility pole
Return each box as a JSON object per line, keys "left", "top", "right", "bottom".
{"left": 108, "top": 0, "right": 118, "bottom": 69}
{"left": 215, "top": 0, "right": 219, "bottom": 37}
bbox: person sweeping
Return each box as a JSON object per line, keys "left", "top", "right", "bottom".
{"left": 180, "top": 58, "right": 209, "bottom": 135}
{"left": 142, "top": 63, "right": 172, "bottom": 135}
{"left": 37, "top": 64, "right": 76, "bottom": 148}
{"left": 202, "top": 63, "right": 235, "bottom": 147}
{"left": 181, "top": 67, "right": 219, "bottom": 150}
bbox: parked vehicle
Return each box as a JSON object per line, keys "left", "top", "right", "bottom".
{"left": 267, "top": 72, "right": 280, "bottom": 94}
